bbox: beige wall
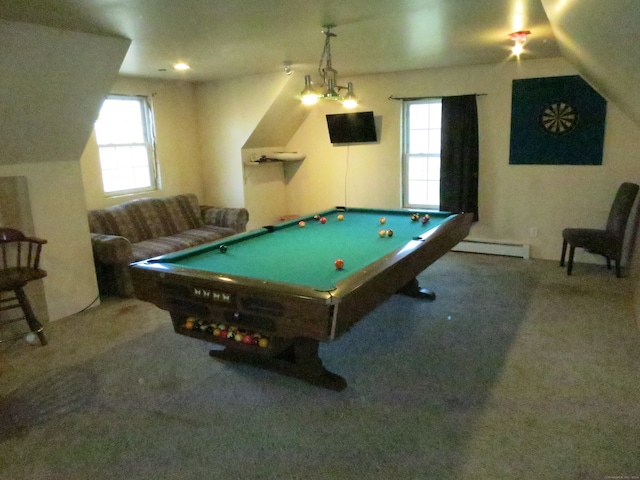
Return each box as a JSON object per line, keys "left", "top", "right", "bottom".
{"left": 280, "top": 57, "right": 640, "bottom": 263}
{"left": 0, "top": 162, "right": 99, "bottom": 321}
{"left": 195, "top": 73, "right": 296, "bottom": 229}
{"left": 0, "top": 21, "right": 129, "bottom": 322}
{"left": 80, "top": 77, "right": 205, "bottom": 210}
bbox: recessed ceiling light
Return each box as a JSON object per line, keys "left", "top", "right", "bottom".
{"left": 174, "top": 63, "right": 190, "bottom": 71}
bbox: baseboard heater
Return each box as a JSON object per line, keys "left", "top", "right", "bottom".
{"left": 452, "top": 240, "right": 530, "bottom": 259}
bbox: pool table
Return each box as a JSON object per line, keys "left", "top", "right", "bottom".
{"left": 130, "top": 207, "right": 473, "bottom": 390}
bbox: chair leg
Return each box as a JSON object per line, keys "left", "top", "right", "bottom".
{"left": 560, "top": 239, "right": 568, "bottom": 267}
{"left": 606, "top": 257, "right": 611, "bottom": 270}
{"left": 15, "top": 287, "right": 47, "bottom": 346}
{"left": 615, "top": 260, "right": 621, "bottom": 278}
{"left": 567, "top": 245, "right": 575, "bottom": 275}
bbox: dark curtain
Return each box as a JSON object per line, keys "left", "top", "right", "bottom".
{"left": 440, "top": 95, "right": 479, "bottom": 221}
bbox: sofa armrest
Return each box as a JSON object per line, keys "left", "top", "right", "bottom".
{"left": 201, "top": 206, "right": 249, "bottom": 233}
{"left": 90, "top": 233, "right": 133, "bottom": 265}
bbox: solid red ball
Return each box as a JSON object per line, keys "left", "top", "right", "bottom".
{"left": 320, "top": 217, "right": 327, "bottom": 224}
{"left": 334, "top": 259, "right": 345, "bottom": 270}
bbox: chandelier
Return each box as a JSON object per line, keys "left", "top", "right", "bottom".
{"left": 299, "top": 25, "right": 358, "bottom": 108}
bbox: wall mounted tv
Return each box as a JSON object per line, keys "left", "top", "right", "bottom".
{"left": 326, "top": 111, "right": 378, "bottom": 145}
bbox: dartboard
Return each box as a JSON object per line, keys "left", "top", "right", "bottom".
{"left": 540, "top": 101, "right": 578, "bottom": 135}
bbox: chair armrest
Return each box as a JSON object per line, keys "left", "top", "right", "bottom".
{"left": 201, "top": 206, "right": 249, "bottom": 233}
{"left": 24, "top": 236, "right": 47, "bottom": 245}
{"left": 90, "top": 233, "right": 133, "bottom": 265}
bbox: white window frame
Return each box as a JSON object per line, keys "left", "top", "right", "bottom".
{"left": 402, "top": 98, "right": 442, "bottom": 209}
{"left": 94, "top": 94, "right": 158, "bottom": 196}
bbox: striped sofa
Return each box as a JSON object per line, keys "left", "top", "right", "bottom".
{"left": 88, "top": 194, "right": 249, "bottom": 297}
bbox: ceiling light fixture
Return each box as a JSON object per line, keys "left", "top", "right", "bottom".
{"left": 509, "top": 30, "right": 531, "bottom": 57}
{"left": 174, "top": 62, "right": 190, "bottom": 71}
{"left": 299, "top": 25, "right": 358, "bottom": 108}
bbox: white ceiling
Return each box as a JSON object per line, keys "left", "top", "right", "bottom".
{"left": 0, "top": 0, "right": 561, "bottom": 82}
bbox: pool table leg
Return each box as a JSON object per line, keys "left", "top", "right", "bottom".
{"left": 397, "top": 278, "right": 436, "bottom": 301}
{"left": 209, "top": 337, "right": 348, "bottom": 391}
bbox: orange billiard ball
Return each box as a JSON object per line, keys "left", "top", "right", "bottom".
{"left": 380, "top": 217, "right": 387, "bottom": 224}
{"left": 334, "top": 259, "right": 345, "bottom": 270}
{"left": 298, "top": 220, "right": 306, "bottom": 227}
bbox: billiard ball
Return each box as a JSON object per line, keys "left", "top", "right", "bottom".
{"left": 320, "top": 217, "right": 327, "bottom": 224}
{"left": 337, "top": 214, "right": 344, "bottom": 221}
{"left": 387, "top": 229, "right": 394, "bottom": 237}
{"left": 421, "top": 214, "right": 430, "bottom": 224}
{"left": 378, "top": 229, "right": 387, "bottom": 237}
{"left": 380, "top": 217, "right": 386, "bottom": 224}
{"left": 219, "top": 329, "right": 228, "bottom": 339}
{"left": 185, "top": 318, "right": 195, "bottom": 329}
{"left": 411, "top": 213, "right": 420, "bottom": 222}
{"left": 213, "top": 328, "right": 221, "bottom": 337}
{"left": 219, "top": 244, "right": 227, "bottom": 253}
{"left": 313, "top": 215, "right": 321, "bottom": 221}
{"left": 298, "top": 220, "right": 306, "bottom": 227}
{"left": 335, "top": 259, "right": 345, "bottom": 270}
{"left": 258, "top": 337, "right": 269, "bottom": 348}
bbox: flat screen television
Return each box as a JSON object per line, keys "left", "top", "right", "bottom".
{"left": 326, "top": 111, "right": 377, "bottom": 144}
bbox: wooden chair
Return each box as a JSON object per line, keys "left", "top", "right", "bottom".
{"left": 560, "top": 182, "right": 639, "bottom": 277}
{"left": 0, "top": 228, "right": 48, "bottom": 345}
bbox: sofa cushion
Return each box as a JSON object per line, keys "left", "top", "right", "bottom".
{"left": 130, "top": 225, "right": 236, "bottom": 261}
{"left": 88, "top": 194, "right": 205, "bottom": 243}
{"left": 150, "top": 194, "right": 204, "bottom": 234}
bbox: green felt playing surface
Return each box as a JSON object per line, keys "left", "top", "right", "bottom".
{"left": 161, "top": 208, "right": 454, "bottom": 291}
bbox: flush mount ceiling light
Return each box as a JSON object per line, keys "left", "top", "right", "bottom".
{"left": 173, "top": 62, "right": 190, "bottom": 71}
{"left": 509, "top": 30, "right": 531, "bottom": 57}
{"left": 299, "top": 25, "right": 358, "bottom": 109}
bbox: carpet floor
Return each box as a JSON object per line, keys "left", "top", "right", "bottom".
{"left": 1, "top": 252, "right": 639, "bottom": 480}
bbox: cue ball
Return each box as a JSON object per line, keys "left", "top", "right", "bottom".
{"left": 337, "top": 214, "right": 344, "bottom": 221}
{"left": 219, "top": 245, "right": 227, "bottom": 253}
{"left": 298, "top": 220, "right": 306, "bottom": 227}
{"left": 335, "top": 259, "right": 345, "bottom": 270}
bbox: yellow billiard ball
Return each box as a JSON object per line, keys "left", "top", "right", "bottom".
{"left": 337, "top": 214, "right": 344, "bottom": 221}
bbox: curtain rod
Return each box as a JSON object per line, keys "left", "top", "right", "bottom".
{"left": 388, "top": 93, "right": 487, "bottom": 101}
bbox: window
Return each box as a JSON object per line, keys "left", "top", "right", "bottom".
{"left": 94, "top": 95, "right": 158, "bottom": 195}
{"left": 402, "top": 99, "right": 442, "bottom": 209}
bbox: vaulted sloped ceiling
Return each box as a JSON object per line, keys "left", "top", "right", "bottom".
{"left": 542, "top": 0, "right": 640, "bottom": 128}
{"left": 0, "top": 20, "right": 130, "bottom": 166}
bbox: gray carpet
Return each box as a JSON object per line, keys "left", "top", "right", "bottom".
{"left": 1, "top": 253, "right": 639, "bottom": 479}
